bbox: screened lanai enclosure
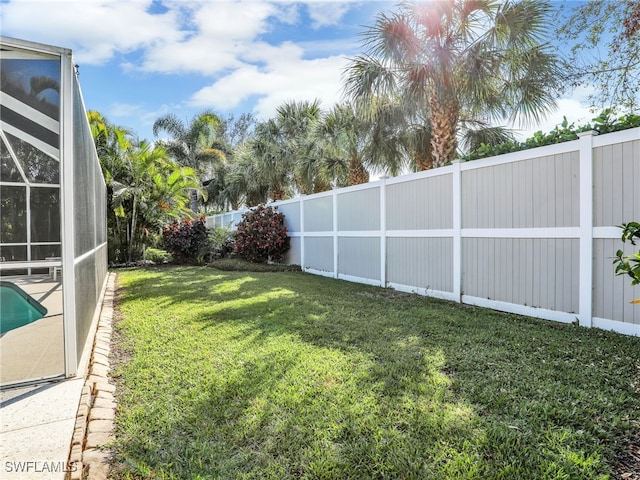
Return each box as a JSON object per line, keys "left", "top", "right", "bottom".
{"left": 0, "top": 36, "right": 107, "bottom": 388}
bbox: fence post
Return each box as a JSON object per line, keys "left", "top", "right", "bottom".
{"left": 578, "top": 130, "right": 598, "bottom": 328}
{"left": 300, "top": 197, "right": 305, "bottom": 271}
{"left": 333, "top": 189, "right": 338, "bottom": 279}
{"left": 451, "top": 160, "right": 462, "bottom": 303}
{"left": 380, "top": 178, "right": 387, "bottom": 288}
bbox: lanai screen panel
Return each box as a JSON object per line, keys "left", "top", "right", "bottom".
{"left": 72, "top": 76, "right": 108, "bottom": 360}
{"left": 0, "top": 54, "right": 61, "bottom": 267}
{"left": 0, "top": 45, "right": 64, "bottom": 385}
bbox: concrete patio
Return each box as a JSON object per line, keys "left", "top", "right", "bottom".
{"left": 1, "top": 379, "right": 85, "bottom": 479}
{"left": 1, "top": 275, "right": 65, "bottom": 385}
{"left": 1, "top": 273, "right": 114, "bottom": 479}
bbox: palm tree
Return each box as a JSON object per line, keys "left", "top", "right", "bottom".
{"left": 88, "top": 111, "right": 137, "bottom": 262}
{"left": 153, "top": 111, "right": 226, "bottom": 212}
{"left": 277, "top": 99, "right": 329, "bottom": 194}
{"left": 89, "top": 112, "right": 200, "bottom": 262}
{"left": 110, "top": 140, "right": 199, "bottom": 262}
{"left": 223, "top": 144, "right": 270, "bottom": 208}
{"left": 250, "top": 100, "right": 325, "bottom": 199}
{"left": 344, "top": 0, "right": 561, "bottom": 167}
{"left": 88, "top": 111, "right": 133, "bottom": 181}
{"left": 251, "top": 118, "right": 291, "bottom": 201}
{"left": 202, "top": 113, "right": 261, "bottom": 211}
{"left": 317, "top": 102, "right": 371, "bottom": 185}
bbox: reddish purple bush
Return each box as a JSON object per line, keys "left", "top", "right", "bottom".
{"left": 234, "top": 205, "right": 289, "bottom": 263}
{"left": 162, "top": 216, "right": 209, "bottom": 264}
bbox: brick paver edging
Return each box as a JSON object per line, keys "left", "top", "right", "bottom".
{"left": 66, "top": 272, "right": 117, "bottom": 480}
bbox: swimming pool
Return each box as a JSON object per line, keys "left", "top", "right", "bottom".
{"left": 0, "top": 281, "right": 48, "bottom": 334}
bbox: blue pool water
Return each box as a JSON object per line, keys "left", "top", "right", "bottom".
{"left": 0, "top": 282, "right": 48, "bottom": 334}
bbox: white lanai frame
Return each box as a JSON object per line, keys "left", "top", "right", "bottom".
{"left": 0, "top": 36, "right": 108, "bottom": 385}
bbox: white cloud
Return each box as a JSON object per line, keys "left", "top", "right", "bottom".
{"left": 189, "top": 65, "right": 265, "bottom": 110}
{"left": 306, "top": 2, "right": 352, "bottom": 28}
{"left": 188, "top": 54, "right": 349, "bottom": 119}
{"left": 297, "top": 37, "right": 361, "bottom": 57}
{"left": 1, "top": 0, "right": 372, "bottom": 124}
{"left": 0, "top": 0, "right": 302, "bottom": 73}
{"left": 109, "top": 102, "right": 146, "bottom": 118}
{"left": 132, "top": 2, "right": 305, "bottom": 75}
{"left": 0, "top": 0, "right": 360, "bottom": 75}
{"left": 0, "top": 0, "right": 181, "bottom": 64}
{"left": 106, "top": 101, "right": 182, "bottom": 141}
{"left": 136, "top": 35, "right": 246, "bottom": 75}
{"left": 514, "top": 97, "right": 595, "bottom": 140}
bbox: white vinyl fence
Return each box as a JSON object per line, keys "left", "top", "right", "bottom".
{"left": 208, "top": 128, "right": 640, "bottom": 337}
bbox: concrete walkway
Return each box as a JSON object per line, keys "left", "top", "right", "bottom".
{"left": 1, "top": 379, "right": 85, "bottom": 479}
{"left": 0, "top": 273, "right": 117, "bottom": 480}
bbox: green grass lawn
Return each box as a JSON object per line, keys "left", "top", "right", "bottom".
{"left": 110, "top": 266, "right": 640, "bottom": 479}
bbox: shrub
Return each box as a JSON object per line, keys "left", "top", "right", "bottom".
{"left": 462, "top": 110, "right": 640, "bottom": 161}
{"left": 613, "top": 221, "right": 640, "bottom": 304}
{"left": 208, "top": 258, "right": 301, "bottom": 272}
{"left": 234, "top": 205, "right": 290, "bottom": 263}
{"left": 145, "top": 248, "right": 172, "bottom": 264}
{"left": 209, "top": 225, "right": 235, "bottom": 260}
{"left": 162, "top": 216, "right": 210, "bottom": 264}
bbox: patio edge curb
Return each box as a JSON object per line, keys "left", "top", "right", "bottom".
{"left": 66, "top": 272, "right": 117, "bottom": 480}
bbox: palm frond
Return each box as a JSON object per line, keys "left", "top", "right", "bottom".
{"left": 342, "top": 55, "right": 397, "bottom": 104}
{"left": 459, "top": 123, "right": 516, "bottom": 152}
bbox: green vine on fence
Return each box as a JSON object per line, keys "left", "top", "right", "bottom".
{"left": 613, "top": 222, "right": 640, "bottom": 304}
{"left": 461, "top": 110, "right": 640, "bottom": 161}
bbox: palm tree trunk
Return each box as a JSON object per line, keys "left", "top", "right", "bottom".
{"left": 348, "top": 158, "right": 370, "bottom": 185}
{"left": 429, "top": 95, "right": 459, "bottom": 167}
{"left": 415, "top": 150, "right": 434, "bottom": 171}
{"left": 294, "top": 173, "right": 313, "bottom": 195}
{"left": 270, "top": 184, "right": 286, "bottom": 201}
{"left": 314, "top": 178, "right": 331, "bottom": 193}
{"left": 128, "top": 197, "right": 137, "bottom": 263}
{"left": 189, "top": 188, "right": 199, "bottom": 213}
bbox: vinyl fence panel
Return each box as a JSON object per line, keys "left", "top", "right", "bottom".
{"left": 337, "top": 187, "right": 380, "bottom": 231}
{"left": 337, "top": 236, "right": 381, "bottom": 283}
{"left": 304, "top": 195, "right": 333, "bottom": 232}
{"left": 303, "top": 236, "right": 334, "bottom": 274}
{"left": 461, "top": 152, "right": 579, "bottom": 229}
{"left": 208, "top": 127, "right": 640, "bottom": 337}
{"left": 386, "top": 174, "right": 452, "bottom": 230}
{"left": 276, "top": 200, "right": 301, "bottom": 232}
{"left": 387, "top": 237, "right": 453, "bottom": 295}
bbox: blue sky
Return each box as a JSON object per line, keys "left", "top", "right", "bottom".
{"left": 1, "top": 0, "right": 595, "bottom": 143}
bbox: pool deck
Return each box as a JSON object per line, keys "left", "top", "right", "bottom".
{"left": 0, "top": 275, "right": 65, "bottom": 384}
{"left": 0, "top": 274, "right": 111, "bottom": 479}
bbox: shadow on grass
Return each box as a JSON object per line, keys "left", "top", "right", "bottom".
{"left": 111, "top": 267, "right": 640, "bottom": 479}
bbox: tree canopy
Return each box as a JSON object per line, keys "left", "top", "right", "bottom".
{"left": 153, "top": 111, "right": 226, "bottom": 212}
{"left": 344, "top": 0, "right": 561, "bottom": 167}
{"left": 90, "top": 111, "right": 200, "bottom": 263}
{"left": 557, "top": 0, "right": 640, "bottom": 111}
